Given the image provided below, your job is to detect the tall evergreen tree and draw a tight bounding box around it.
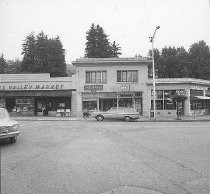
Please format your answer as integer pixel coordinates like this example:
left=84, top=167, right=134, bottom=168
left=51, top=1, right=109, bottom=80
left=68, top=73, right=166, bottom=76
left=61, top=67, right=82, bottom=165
left=21, top=31, right=67, bottom=77
left=21, top=32, right=36, bottom=72
left=85, top=23, right=121, bottom=58
left=0, top=54, right=6, bottom=74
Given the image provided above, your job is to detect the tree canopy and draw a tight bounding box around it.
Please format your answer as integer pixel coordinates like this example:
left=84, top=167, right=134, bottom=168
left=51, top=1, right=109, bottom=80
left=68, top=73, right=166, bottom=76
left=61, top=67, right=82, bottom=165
left=85, top=23, right=121, bottom=58
left=21, top=31, right=67, bottom=77
left=188, top=40, right=210, bottom=80
left=148, top=40, right=210, bottom=80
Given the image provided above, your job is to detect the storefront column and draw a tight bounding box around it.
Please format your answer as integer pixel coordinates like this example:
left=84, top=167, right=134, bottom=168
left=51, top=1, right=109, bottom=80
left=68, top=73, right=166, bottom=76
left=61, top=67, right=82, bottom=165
left=185, top=89, right=191, bottom=116
left=117, top=94, right=119, bottom=108
left=71, top=91, right=78, bottom=117
left=143, top=89, right=151, bottom=117
left=97, top=98, right=99, bottom=111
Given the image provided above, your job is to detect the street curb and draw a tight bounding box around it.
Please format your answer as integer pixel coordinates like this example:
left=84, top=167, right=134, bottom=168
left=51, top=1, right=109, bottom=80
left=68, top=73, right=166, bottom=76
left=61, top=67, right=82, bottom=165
left=13, top=118, right=210, bottom=122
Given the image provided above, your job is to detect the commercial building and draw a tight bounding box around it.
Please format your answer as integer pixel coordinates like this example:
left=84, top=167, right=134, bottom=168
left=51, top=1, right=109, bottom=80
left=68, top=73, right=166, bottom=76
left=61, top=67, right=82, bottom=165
left=72, top=57, right=210, bottom=118
left=147, top=78, right=210, bottom=117
left=73, top=57, right=155, bottom=117
left=0, top=74, right=77, bottom=117
left=1, top=57, right=210, bottom=118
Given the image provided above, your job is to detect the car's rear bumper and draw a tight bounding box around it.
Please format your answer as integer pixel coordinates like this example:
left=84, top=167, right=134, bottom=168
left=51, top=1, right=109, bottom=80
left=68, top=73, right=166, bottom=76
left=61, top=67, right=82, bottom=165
left=0, top=131, right=20, bottom=139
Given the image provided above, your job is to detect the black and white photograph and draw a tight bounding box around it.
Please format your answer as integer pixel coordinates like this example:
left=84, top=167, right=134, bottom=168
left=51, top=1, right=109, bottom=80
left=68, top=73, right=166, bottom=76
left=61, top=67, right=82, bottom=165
left=0, top=0, right=210, bottom=193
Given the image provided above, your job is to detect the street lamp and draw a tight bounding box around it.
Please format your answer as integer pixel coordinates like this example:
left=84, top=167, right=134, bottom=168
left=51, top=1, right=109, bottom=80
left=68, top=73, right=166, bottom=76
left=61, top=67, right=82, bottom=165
left=150, top=26, right=160, bottom=120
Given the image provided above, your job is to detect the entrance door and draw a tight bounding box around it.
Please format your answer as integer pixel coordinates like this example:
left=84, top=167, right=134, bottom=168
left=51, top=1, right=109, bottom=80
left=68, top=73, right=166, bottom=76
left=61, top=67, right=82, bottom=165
left=135, top=98, right=142, bottom=115
left=5, top=98, right=16, bottom=112
left=99, top=99, right=117, bottom=111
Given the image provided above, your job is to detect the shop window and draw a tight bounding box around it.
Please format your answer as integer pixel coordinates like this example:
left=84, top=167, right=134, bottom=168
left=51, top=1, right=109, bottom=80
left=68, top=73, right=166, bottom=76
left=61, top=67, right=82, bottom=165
left=156, top=100, right=163, bottom=110
left=119, top=98, right=133, bottom=108
left=15, top=98, right=35, bottom=113
left=117, top=70, right=138, bottom=82
left=164, top=100, right=176, bottom=110
left=151, top=90, right=177, bottom=110
left=157, top=90, right=163, bottom=99
left=86, top=71, right=107, bottom=83
left=191, top=100, right=206, bottom=110
left=164, top=90, right=176, bottom=100
left=83, top=101, right=97, bottom=111
left=0, top=98, right=6, bottom=108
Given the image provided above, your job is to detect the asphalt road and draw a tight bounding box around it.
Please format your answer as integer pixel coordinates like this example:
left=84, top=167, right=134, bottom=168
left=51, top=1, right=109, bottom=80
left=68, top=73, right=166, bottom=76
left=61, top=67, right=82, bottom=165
left=1, top=120, right=210, bottom=194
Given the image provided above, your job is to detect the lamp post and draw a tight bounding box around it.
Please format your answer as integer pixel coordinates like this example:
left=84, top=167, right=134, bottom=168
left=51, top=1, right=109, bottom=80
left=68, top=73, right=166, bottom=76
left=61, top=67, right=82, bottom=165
left=150, top=26, right=160, bottom=120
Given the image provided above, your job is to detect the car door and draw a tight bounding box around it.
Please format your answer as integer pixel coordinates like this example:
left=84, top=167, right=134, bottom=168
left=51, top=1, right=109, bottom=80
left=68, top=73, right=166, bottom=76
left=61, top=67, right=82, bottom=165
left=116, top=107, right=125, bottom=119
left=105, top=108, right=117, bottom=119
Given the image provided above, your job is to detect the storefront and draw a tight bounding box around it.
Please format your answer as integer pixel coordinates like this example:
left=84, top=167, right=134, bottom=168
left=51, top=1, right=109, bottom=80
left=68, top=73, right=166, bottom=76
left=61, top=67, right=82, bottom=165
left=0, top=74, right=76, bottom=117
left=147, top=78, right=210, bottom=117
left=82, top=91, right=143, bottom=115
left=190, top=89, right=210, bottom=115
left=72, top=57, right=151, bottom=117
left=2, top=59, right=210, bottom=119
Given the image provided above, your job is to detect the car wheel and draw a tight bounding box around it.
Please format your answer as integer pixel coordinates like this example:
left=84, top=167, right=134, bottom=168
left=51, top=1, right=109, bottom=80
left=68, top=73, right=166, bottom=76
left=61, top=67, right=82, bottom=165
left=124, top=116, right=131, bottom=122
left=96, top=115, right=104, bottom=121
left=9, top=136, right=17, bottom=144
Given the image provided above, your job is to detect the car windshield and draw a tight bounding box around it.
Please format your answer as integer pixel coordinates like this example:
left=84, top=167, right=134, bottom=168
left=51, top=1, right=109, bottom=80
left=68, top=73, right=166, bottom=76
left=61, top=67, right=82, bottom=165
left=0, top=109, right=10, bottom=120
left=108, top=107, right=117, bottom=112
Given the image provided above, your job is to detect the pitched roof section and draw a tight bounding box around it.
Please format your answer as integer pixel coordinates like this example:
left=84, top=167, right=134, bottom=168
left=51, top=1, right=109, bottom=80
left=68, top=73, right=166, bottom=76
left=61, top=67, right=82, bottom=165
left=72, top=57, right=151, bottom=66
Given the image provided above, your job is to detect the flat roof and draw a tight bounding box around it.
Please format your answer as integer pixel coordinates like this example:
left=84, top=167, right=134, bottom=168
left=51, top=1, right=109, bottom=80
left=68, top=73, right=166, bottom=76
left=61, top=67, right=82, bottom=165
left=72, top=57, right=151, bottom=65
left=0, top=73, right=73, bottom=82
left=147, top=78, right=210, bottom=86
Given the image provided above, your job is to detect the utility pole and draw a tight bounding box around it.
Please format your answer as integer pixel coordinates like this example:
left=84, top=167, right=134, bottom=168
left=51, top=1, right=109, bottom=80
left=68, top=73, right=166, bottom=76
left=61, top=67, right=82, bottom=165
left=149, top=26, right=160, bottom=120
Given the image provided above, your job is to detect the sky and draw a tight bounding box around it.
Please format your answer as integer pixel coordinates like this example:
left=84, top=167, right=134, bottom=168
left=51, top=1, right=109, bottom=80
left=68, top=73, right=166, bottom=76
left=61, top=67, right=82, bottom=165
left=0, top=0, right=210, bottom=64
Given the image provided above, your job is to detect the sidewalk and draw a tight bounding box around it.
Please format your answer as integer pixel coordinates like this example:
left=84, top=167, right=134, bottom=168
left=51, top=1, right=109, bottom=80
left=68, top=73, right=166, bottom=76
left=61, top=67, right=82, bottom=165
left=11, top=115, right=210, bottom=122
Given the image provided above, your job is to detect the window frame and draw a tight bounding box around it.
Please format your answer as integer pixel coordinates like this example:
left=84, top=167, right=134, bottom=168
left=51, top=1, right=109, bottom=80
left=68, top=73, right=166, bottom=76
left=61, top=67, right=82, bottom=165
left=116, top=70, right=138, bottom=83
left=86, top=71, right=107, bottom=83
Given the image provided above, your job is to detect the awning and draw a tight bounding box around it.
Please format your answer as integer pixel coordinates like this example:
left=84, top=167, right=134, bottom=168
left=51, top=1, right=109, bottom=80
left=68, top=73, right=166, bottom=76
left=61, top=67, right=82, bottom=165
left=194, top=96, right=210, bottom=100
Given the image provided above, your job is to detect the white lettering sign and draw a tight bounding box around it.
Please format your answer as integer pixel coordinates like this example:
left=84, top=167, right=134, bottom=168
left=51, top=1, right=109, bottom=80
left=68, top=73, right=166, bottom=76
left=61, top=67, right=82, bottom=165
left=0, top=84, right=64, bottom=90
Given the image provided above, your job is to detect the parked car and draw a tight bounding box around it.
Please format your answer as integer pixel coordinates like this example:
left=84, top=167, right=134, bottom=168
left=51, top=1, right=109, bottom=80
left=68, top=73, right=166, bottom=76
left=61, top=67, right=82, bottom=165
left=0, top=108, right=20, bottom=143
left=91, top=107, right=140, bottom=122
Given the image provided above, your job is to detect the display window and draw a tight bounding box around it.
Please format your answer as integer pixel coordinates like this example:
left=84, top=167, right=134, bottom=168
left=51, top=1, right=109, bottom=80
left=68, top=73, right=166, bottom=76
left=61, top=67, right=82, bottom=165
left=0, top=98, right=5, bottom=108
left=15, top=98, right=35, bottom=113
left=151, top=90, right=177, bottom=110
left=83, top=100, right=97, bottom=111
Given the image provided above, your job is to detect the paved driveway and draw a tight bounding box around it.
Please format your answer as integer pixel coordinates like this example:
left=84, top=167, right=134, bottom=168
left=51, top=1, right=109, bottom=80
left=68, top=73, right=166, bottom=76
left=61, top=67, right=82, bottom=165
left=1, top=121, right=209, bottom=194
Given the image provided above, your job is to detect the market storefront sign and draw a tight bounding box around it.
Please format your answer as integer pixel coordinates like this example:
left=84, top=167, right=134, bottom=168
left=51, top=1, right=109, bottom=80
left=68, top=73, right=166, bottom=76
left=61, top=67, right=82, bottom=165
left=84, top=85, right=103, bottom=91
left=0, top=84, right=64, bottom=90
left=0, top=90, right=73, bottom=97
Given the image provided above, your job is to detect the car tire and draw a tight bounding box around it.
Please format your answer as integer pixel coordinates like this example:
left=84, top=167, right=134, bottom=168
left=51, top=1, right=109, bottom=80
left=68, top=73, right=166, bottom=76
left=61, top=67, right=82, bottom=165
left=9, top=136, right=17, bottom=144
left=124, top=116, right=131, bottom=122
left=96, top=115, right=104, bottom=121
